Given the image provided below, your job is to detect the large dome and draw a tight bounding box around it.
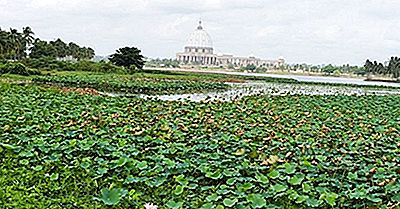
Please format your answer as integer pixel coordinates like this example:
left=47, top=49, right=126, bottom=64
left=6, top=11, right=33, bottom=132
left=186, top=21, right=213, bottom=48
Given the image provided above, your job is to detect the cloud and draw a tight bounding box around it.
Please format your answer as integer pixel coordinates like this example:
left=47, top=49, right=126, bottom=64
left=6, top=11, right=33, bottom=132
left=1, top=0, right=400, bottom=65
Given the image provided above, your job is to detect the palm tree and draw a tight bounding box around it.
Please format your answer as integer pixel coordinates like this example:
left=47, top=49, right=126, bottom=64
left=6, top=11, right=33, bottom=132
left=22, top=27, right=34, bottom=45
left=0, top=28, right=10, bottom=58
left=68, top=42, right=80, bottom=60
left=22, top=26, right=35, bottom=57
left=50, top=38, right=68, bottom=58
left=8, top=28, right=26, bottom=60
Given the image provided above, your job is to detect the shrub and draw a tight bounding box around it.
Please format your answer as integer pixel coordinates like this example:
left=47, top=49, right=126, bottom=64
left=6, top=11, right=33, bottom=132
left=0, top=62, right=41, bottom=76
left=22, top=58, right=126, bottom=74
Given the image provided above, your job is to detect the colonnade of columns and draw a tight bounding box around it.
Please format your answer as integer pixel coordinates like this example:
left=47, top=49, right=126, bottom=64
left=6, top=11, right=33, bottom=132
left=177, top=55, right=217, bottom=65
left=176, top=54, right=283, bottom=67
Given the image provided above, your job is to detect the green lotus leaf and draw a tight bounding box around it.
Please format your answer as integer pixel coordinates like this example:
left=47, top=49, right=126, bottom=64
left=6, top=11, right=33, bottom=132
left=200, top=203, right=213, bottom=209
left=32, top=165, right=43, bottom=171
left=175, top=174, right=188, bottom=186
left=271, top=184, right=287, bottom=193
left=239, top=182, right=254, bottom=192
left=96, top=167, right=108, bottom=175
left=137, top=161, right=148, bottom=170
left=367, top=195, right=382, bottom=203
left=223, top=198, right=238, bottom=207
left=268, top=169, right=280, bottom=179
left=19, top=159, right=29, bottom=165
left=296, top=195, right=308, bottom=204
left=80, top=161, right=91, bottom=169
left=50, top=173, right=59, bottom=181
left=94, top=188, right=127, bottom=206
left=0, top=143, right=18, bottom=150
left=322, top=192, right=339, bottom=206
left=206, top=193, right=220, bottom=202
left=255, top=173, right=269, bottom=184
left=306, top=198, right=321, bottom=207
left=288, top=174, right=304, bottom=185
left=391, top=194, right=400, bottom=202
left=226, top=178, right=236, bottom=185
left=223, top=169, right=236, bottom=177
left=115, top=157, right=128, bottom=167
left=284, top=163, right=296, bottom=174
left=174, top=185, right=184, bottom=195
left=206, top=170, right=222, bottom=180
left=246, top=194, right=266, bottom=208
left=302, top=183, right=312, bottom=193
left=166, top=200, right=183, bottom=209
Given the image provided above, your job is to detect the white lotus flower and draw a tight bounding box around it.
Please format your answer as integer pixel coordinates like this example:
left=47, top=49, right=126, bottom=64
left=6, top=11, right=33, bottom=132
left=144, top=203, right=158, bottom=209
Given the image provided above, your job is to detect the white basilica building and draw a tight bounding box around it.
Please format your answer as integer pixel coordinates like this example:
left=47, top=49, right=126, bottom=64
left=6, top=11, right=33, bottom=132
left=176, top=21, right=285, bottom=68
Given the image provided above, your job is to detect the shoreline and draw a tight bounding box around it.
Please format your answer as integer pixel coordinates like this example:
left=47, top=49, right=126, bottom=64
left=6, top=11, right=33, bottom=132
left=144, top=66, right=365, bottom=79
left=144, top=67, right=400, bottom=88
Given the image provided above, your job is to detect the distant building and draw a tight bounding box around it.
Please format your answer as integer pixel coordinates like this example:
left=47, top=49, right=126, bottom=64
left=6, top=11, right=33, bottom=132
left=93, top=55, right=110, bottom=62
left=57, top=55, right=77, bottom=62
left=176, top=21, right=285, bottom=68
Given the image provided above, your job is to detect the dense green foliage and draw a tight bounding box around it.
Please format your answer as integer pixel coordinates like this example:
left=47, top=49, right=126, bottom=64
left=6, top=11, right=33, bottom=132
left=241, top=64, right=257, bottom=72
left=0, top=27, right=34, bottom=60
left=285, top=64, right=366, bottom=76
left=32, top=74, right=229, bottom=94
left=227, top=63, right=367, bottom=76
left=146, top=58, right=180, bottom=68
left=365, top=57, right=400, bottom=79
left=29, top=38, right=95, bottom=60
left=0, top=83, right=399, bottom=208
left=0, top=62, right=41, bottom=76
left=0, top=27, right=95, bottom=61
left=22, top=58, right=126, bottom=73
left=137, top=70, right=298, bottom=84
left=109, top=47, right=145, bottom=70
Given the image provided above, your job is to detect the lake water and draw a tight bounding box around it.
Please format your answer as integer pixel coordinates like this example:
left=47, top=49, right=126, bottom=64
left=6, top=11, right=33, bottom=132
left=101, top=82, right=400, bottom=102
left=148, top=68, right=400, bottom=88
left=223, top=72, right=400, bottom=88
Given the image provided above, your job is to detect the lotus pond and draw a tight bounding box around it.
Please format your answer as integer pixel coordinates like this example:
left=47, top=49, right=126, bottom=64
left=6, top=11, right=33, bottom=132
left=31, top=74, right=229, bottom=95
left=136, top=83, right=400, bottom=102
left=1, top=80, right=399, bottom=208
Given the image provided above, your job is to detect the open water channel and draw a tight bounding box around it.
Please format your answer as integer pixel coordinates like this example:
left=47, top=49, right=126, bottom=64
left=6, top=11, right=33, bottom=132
left=100, top=82, right=400, bottom=102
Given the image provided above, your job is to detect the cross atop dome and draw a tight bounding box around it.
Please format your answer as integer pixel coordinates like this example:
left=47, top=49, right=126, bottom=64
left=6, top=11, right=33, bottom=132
left=197, top=20, right=203, bottom=30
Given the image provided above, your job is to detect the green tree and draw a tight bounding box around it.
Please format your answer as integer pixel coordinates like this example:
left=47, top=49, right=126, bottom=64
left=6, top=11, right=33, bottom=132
left=0, top=28, right=11, bottom=59
left=109, top=46, right=145, bottom=70
left=321, top=64, right=336, bottom=75
left=78, top=47, right=95, bottom=60
left=244, top=64, right=257, bottom=72
left=29, top=39, right=57, bottom=59
left=50, top=38, right=68, bottom=58
left=67, top=42, right=80, bottom=60
left=8, top=28, right=23, bottom=60
left=22, top=26, right=35, bottom=51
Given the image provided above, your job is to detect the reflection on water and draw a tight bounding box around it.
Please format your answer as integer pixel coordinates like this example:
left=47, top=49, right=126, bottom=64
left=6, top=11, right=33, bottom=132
left=100, top=82, right=400, bottom=102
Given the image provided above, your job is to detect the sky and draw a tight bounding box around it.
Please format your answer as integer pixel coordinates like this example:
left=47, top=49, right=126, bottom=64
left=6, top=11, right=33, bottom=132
left=1, top=0, right=400, bottom=65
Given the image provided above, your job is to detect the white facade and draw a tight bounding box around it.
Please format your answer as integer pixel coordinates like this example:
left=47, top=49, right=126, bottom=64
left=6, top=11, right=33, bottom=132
left=176, top=21, right=285, bottom=68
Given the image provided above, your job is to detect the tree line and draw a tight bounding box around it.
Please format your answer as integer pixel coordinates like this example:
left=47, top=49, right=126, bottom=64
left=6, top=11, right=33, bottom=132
left=0, top=27, right=95, bottom=61
left=364, top=57, right=400, bottom=79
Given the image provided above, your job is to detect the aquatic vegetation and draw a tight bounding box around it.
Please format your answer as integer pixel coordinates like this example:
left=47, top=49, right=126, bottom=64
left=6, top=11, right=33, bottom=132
left=0, top=83, right=399, bottom=208
left=32, top=74, right=229, bottom=95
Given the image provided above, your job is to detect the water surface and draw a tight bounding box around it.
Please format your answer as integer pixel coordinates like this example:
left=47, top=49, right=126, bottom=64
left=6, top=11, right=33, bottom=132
left=101, top=82, right=400, bottom=102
